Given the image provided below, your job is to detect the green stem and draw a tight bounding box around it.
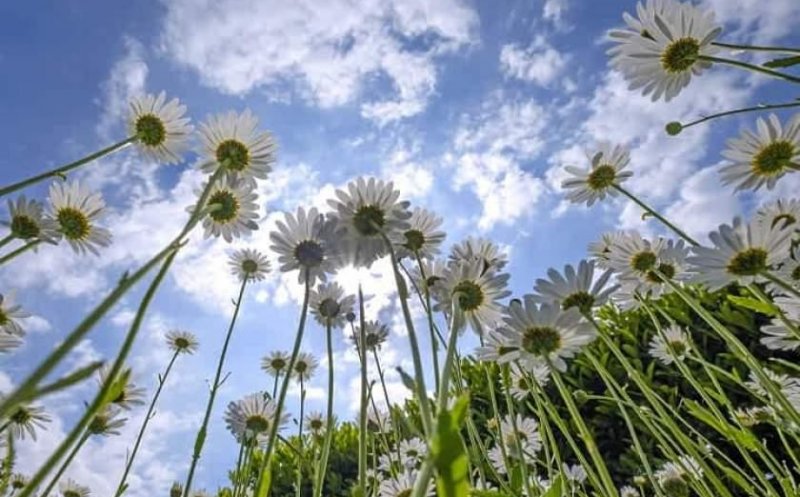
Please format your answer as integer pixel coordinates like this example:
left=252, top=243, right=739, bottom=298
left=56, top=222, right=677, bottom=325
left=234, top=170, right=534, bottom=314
left=711, top=41, right=800, bottom=54
left=295, top=379, right=306, bottom=497
left=0, top=240, right=41, bottom=267
left=415, top=253, right=441, bottom=393
left=677, top=100, right=800, bottom=131
left=114, top=351, right=180, bottom=497
left=358, top=286, right=368, bottom=497
left=613, top=185, right=699, bottom=246
left=313, top=321, right=336, bottom=497
left=182, top=278, right=249, bottom=497
left=39, top=432, right=90, bottom=497
left=372, top=349, right=403, bottom=452
left=231, top=441, right=246, bottom=497
left=699, top=55, right=800, bottom=84
left=0, top=137, right=134, bottom=199
left=499, top=367, right=534, bottom=497
left=254, top=271, right=311, bottom=497
left=0, top=235, right=14, bottom=251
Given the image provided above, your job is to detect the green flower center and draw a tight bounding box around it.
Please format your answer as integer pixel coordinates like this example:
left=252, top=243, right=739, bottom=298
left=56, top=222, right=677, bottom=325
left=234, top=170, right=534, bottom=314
left=208, top=190, right=239, bottom=223
left=753, top=140, right=795, bottom=176
left=57, top=207, right=91, bottom=240
left=135, top=114, right=166, bottom=146
left=241, top=259, right=259, bottom=274
left=270, top=358, right=286, bottom=371
left=11, top=479, right=25, bottom=489
left=88, top=414, right=110, bottom=434
left=403, top=229, right=426, bottom=252
left=631, top=251, right=657, bottom=273
left=561, top=291, right=595, bottom=314
left=726, top=248, right=768, bottom=276
left=319, top=298, right=340, bottom=319
left=396, top=490, right=412, bottom=497
left=668, top=340, right=687, bottom=356
left=174, top=337, right=190, bottom=349
left=216, top=140, right=250, bottom=172
left=11, top=408, right=31, bottom=424
left=587, top=165, right=617, bottom=191
left=365, top=332, right=383, bottom=349
left=353, top=205, right=385, bottom=236
left=0, top=308, right=8, bottom=326
left=295, top=362, right=308, bottom=374
left=294, top=240, right=324, bottom=267
left=11, top=215, right=40, bottom=239
left=310, top=419, right=324, bottom=431
left=661, top=476, right=689, bottom=497
left=64, top=490, right=82, bottom=497
left=791, top=266, right=800, bottom=281
left=661, top=37, right=700, bottom=73
left=521, top=326, right=561, bottom=356
left=452, top=280, right=484, bottom=311
left=245, top=415, right=270, bottom=434
left=645, top=263, right=676, bottom=283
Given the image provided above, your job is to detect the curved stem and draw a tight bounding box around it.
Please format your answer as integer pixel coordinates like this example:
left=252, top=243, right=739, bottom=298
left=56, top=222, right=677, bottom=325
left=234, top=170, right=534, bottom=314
left=678, top=100, right=800, bottom=131
left=295, top=378, right=306, bottom=497
left=182, top=278, right=249, bottom=497
left=0, top=137, right=133, bottom=199
left=712, top=41, right=800, bottom=54
left=0, top=240, right=41, bottom=267
left=39, top=432, right=90, bottom=497
left=114, top=351, right=180, bottom=497
left=414, top=253, right=440, bottom=393
left=613, top=184, right=700, bottom=246
left=699, top=55, right=800, bottom=84
left=313, top=321, right=336, bottom=497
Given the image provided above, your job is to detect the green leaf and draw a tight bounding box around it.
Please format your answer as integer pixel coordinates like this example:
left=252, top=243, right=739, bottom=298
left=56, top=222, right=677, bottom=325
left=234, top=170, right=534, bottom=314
left=395, top=367, right=417, bottom=392
left=431, top=393, right=471, bottom=497
left=764, top=55, right=800, bottom=68
left=727, top=295, right=778, bottom=316
left=541, top=474, right=564, bottom=497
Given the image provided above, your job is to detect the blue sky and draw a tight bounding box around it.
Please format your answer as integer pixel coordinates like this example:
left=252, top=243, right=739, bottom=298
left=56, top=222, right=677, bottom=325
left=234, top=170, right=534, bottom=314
left=2, top=0, right=800, bottom=495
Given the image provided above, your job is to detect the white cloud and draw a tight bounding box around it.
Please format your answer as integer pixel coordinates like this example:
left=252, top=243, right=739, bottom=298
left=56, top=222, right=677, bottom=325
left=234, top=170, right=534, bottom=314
left=96, top=37, right=148, bottom=141
left=160, top=0, right=478, bottom=124
left=455, top=97, right=548, bottom=160
left=702, top=0, right=800, bottom=43
left=500, top=36, right=568, bottom=87
left=543, top=0, right=569, bottom=24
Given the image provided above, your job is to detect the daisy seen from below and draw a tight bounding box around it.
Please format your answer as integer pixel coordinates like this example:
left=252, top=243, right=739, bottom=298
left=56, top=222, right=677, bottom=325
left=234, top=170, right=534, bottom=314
left=648, top=324, right=691, bottom=365
left=607, top=232, right=667, bottom=282
left=505, top=362, right=551, bottom=401
left=3, top=195, right=58, bottom=243
left=128, top=91, right=193, bottom=165
left=224, top=391, right=286, bottom=445
left=292, top=352, right=319, bottom=382
left=87, top=405, right=127, bottom=436
left=5, top=402, right=50, bottom=440
left=261, top=350, right=291, bottom=378
left=484, top=298, right=595, bottom=372
left=48, top=180, right=112, bottom=255
left=531, top=259, right=616, bottom=315
left=756, top=198, right=800, bottom=232
left=269, top=207, right=341, bottom=285
left=305, top=411, right=326, bottom=435
left=59, top=478, right=90, bottom=497
left=562, top=143, right=633, bottom=206
left=588, top=230, right=628, bottom=269
left=608, top=0, right=721, bottom=102
left=378, top=469, right=433, bottom=497
left=614, top=238, right=689, bottom=308
left=10, top=473, right=28, bottom=491
left=746, top=369, right=800, bottom=412
left=0, top=332, right=22, bottom=353
left=396, top=207, right=445, bottom=260
left=165, top=329, right=200, bottom=355
left=98, top=365, right=146, bottom=410
left=309, top=282, right=355, bottom=328
left=620, top=485, right=640, bottom=497
left=352, top=320, right=389, bottom=352
left=687, top=217, right=792, bottom=290
left=434, top=258, right=511, bottom=333
left=0, top=292, right=31, bottom=336
left=449, top=236, right=508, bottom=273
left=327, top=177, right=411, bottom=267
left=410, top=257, right=448, bottom=294
left=562, top=463, right=588, bottom=484
left=228, top=248, right=271, bottom=282
left=198, top=109, right=276, bottom=185
left=499, top=413, right=542, bottom=456
left=198, top=177, right=259, bottom=242
left=721, top=114, right=800, bottom=191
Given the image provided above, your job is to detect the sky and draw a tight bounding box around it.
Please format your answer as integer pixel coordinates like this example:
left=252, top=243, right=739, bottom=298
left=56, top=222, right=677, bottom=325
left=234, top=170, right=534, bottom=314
left=1, top=0, right=800, bottom=495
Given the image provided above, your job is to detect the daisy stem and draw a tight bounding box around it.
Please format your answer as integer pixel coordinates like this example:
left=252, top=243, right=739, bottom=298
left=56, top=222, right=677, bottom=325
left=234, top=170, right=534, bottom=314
left=677, top=100, right=800, bottom=131
left=499, top=367, right=534, bottom=497
left=231, top=441, right=246, bottom=497
left=760, top=271, right=800, bottom=299
left=698, top=55, right=800, bottom=84
left=254, top=271, right=311, bottom=497
left=114, top=350, right=181, bottom=497
left=414, top=253, right=441, bottom=393
left=357, top=285, right=368, bottom=497
left=613, top=185, right=700, bottom=246
left=295, top=378, right=306, bottom=497
left=39, top=432, right=90, bottom=497
left=711, top=41, right=800, bottom=54
left=372, top=349, right=404, bottom=451
left=0, top=235, right=13, bottom=250
left=312, top=320, right=335, bottom=497
left=0, top=137, right=133, bottom=199
left=271, top=374, right=279, bottom=400
left=0, top=239, right=40, bottom=267
left=19, top=248, right=180, bottom=497
left=182, top=278, right=249, bottom=497
left=0, top=169, right=222, bottom=421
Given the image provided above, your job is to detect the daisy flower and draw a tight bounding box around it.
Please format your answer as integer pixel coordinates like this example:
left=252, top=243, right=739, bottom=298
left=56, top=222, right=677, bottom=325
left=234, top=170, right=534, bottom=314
left=396, top=207, right=446, bottom=260
left=398, top=437, right=427, bottom=464
left=488, top=298, right=595, bottom=372
left=305, top=411, right=326, bottom=435
left=165, top=329, right=200, bottom=354
left=169, top=482, right=183, bottom=497
left=378, top=469, right=433, bottom=497
left=620, top=485, right=640, bottom=497
left=648, top=324, right=691, bottom=365
left=269, top=207, right=341, bottom=285
left=129, top=92, right=193, bottom=165
left=499, top=413, right=542, bottom=455
left=505, top=363, right=551, bottom=401
left=733, top=406, right=775, bottom=427
left=434, top=259, right=511, bottom=333
left=756, top=198, right=800, bottom=232
left=310, top=282, right=355, bottom=329
left=449, top=236, right=508, bottom=273
left=10, top=473, right=28, bottom=490
left=261, top=350, right=291, bottom=378
left=721, top=114, right=800, bottom=191
left=588, top=230, right=629, bottom=269
left=772, top=255, right=800, bottom=293
left=776, top=295, right=800, bottom=320
left=59, top=478, right=91, bottom=497
left=0, top=333, right=22, bottom=353
left=562, top=143, right=634, bottom=206
left=687, top=217, right=792, bottom=290
left=224, top=392, right=287, bottom=445
left=3, top=195, right=59, bottom=242
left=367, top=407, right=392, bottom=433
left=531, top=259, right=617, bottom=315
left=87, top=405, right=127, bottom=436
left=228, top=248, right=271, bottom=282
left=6, top=403, right=50, bottom=440
left=198, top=177, right=259, bottom=242
left=98, top=365, right=146, bottom=410
left=760, top=318, right=800, bottom=351
left=48, top=181, right=112, bottom=255
left=562, top=463, right=588, bottom=484
left=352, top=320, right=390, bottom=352
left=0, top=292, right=31, bottom=336
left=746, top=369, right=800, bottom=412
left=607, top=232, right=666, bottom=282
left=655, top=462, right=689, bottom=495
left=198, top=109, right=276, bottom=186
left=608, top=0, right=721, bottom=102
left=293, top=352, right=319, bottom=382
left=328, top=177, right=411, bottom=267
